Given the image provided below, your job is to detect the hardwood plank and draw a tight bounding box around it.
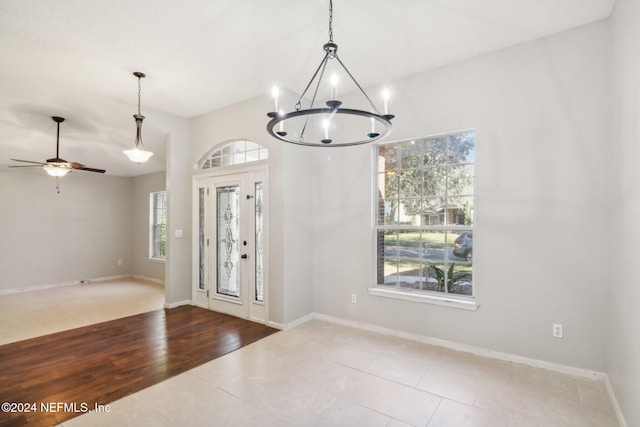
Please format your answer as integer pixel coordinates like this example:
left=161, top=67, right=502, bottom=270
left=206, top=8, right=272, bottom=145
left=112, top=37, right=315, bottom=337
left=0, top=306, right=278, bottom=427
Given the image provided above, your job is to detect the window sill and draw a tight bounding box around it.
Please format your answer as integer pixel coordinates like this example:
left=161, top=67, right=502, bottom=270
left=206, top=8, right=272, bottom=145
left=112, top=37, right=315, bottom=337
left=367, top=287, right=479, bottom=311
left=148, top=257, right=166, bottom=264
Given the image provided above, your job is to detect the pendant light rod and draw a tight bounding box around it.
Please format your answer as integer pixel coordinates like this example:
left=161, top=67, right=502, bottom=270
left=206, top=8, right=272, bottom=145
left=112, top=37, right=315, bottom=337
left=124, top=71, right=154, bottom=163
left=53, top=116, right=64, bottom=159
left=134, top=71, right=145, bottom=117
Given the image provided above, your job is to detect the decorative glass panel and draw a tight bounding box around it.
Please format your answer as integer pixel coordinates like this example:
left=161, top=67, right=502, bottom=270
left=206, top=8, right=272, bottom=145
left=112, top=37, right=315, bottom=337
left=201, top=141, right=269, bottom=169
left=198, top=188, right=205, bottom=290
left=216, top=186, right=240, bottom=297
left=255, top=182, right=264, bottom=302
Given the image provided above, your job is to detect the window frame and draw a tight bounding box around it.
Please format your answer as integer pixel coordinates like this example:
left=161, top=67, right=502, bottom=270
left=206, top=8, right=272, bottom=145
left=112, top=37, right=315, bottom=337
left=370, top=130, right=478, bottom=311
left=149, top=191, right=167, bottom=261
left=199, top=139, right=269, bottom=170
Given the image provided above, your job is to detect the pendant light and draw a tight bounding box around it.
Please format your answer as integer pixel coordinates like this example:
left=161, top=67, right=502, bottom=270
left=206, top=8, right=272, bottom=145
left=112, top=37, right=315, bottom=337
left=124, top=72, right=154, bottom=163
left=266, top=0, right=394, bottom=147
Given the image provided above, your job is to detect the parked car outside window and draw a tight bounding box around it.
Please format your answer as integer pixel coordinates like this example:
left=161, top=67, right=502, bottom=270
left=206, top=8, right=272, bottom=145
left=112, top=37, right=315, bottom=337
left=453, top=232, right=473, bottom=262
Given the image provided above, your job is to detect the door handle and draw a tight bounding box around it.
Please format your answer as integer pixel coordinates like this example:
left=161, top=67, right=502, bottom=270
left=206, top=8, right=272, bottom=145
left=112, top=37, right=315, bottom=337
left=241, top=254, right=248, bottom=259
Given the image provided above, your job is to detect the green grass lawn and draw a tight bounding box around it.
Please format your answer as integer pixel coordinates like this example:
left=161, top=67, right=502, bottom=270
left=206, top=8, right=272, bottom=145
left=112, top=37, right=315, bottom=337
left=384, top=260, right=472, bottom=277
left=384, top=231, right=452, bottom=249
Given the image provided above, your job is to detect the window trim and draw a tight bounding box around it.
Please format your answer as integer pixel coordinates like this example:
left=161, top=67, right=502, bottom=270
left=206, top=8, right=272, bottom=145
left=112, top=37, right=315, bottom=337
left=367, top=286, right=478, bottom=310
left=372, top=130, right=476, bottom=308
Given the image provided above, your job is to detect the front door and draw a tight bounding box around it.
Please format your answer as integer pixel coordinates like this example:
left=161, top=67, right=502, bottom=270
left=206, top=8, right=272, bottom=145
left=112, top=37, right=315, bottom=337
left=193, top=169, right=267, bottom=323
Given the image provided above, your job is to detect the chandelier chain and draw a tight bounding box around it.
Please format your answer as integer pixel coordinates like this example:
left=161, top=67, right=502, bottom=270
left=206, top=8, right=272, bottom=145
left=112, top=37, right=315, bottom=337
left=328, top=0, right=333, bottom=42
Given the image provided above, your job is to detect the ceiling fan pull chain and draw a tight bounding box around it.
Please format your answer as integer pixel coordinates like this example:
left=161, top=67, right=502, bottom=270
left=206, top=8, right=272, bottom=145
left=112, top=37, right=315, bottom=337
left=56, top=176, right=60, bottom=194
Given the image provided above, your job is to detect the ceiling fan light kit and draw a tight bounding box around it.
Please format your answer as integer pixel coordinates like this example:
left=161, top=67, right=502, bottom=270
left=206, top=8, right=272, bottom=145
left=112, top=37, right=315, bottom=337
left=124, top=71, right=154, bottom=163
left=9, top=116, right=106, bottom=177
left=43, top=163, right=72, bottom=177
left=266, top=0, right=394, bottom=147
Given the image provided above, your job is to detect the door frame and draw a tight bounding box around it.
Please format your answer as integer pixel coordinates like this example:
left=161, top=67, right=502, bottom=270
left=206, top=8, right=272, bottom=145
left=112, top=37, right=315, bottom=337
left=191, top=163, right=269, bottom=324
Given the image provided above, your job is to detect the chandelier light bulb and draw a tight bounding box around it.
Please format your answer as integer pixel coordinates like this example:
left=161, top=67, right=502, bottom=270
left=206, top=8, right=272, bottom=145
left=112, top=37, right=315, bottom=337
left=330, top=74, right=338, bottom=100
left=272, top=87, right=279, bottom=112
left=382, top=88, right=390, bottom=115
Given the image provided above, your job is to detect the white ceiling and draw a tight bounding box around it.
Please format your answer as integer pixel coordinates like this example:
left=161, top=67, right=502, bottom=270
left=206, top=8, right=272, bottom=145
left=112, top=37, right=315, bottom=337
left=0, top=0, right=615, bottom=177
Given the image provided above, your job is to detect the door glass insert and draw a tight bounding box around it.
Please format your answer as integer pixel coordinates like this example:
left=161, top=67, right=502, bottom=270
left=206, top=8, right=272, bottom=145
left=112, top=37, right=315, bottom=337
left=198, top=188, right=205, bottom=290
left=217, top=185, right=240, bottom=297
left=255, top=182, right=264, bottom=302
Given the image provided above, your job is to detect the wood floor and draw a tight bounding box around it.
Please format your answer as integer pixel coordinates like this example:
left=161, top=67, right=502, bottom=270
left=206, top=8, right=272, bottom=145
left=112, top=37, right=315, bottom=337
left=0, top=306, right=278, bottom=427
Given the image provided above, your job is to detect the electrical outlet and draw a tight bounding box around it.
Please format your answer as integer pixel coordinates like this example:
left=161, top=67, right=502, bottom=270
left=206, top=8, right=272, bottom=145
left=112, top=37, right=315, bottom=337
left=553, top=323, right=563, bottom=338
left=117, top=259, right=123, bottom=266
left=351, top=294, right=357, bottom=304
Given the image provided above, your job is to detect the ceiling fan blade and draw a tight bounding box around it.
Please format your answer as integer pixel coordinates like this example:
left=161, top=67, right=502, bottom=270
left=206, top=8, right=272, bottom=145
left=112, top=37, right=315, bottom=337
left=10, top=159, right=46, bottom=165
left=76, top=167, right=106, bottom=173
left=8, top=165, right=43, bottom=168
left=69, top=162, right=105, bottom=173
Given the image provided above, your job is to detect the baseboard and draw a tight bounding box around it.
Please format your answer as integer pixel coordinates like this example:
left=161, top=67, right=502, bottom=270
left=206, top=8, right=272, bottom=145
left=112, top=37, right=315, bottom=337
left=282, top=313, right=316, bottom=330
left=604, top=375, right=628, bottom=427
left=266, top=321, right=285, bottom=330
left=164, top=300, right=192, bottom=309
left=0, top=274, right=132, bottom=295
left=309, top=313, right=604, bottom=381
left=132, top=275, right=165, bottom=286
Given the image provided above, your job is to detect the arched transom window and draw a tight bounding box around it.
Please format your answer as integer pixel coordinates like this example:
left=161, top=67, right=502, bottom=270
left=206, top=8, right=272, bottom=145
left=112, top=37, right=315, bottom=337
left=200, top=140, right=268, bottom=169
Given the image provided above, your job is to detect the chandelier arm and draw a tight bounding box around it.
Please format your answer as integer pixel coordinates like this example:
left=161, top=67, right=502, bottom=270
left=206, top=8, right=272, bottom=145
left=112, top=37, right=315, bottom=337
left=298, top=54, right=330, bottom=141
left=310, top=54, right=329, bottom=110
left=296, top=52, right=330, bottom=108
left=335, top=55, right=382, bottom=114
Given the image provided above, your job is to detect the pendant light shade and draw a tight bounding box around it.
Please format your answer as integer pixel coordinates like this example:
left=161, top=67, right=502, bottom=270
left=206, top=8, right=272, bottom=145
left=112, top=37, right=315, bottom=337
left=124, top=72, right=154, bottom=163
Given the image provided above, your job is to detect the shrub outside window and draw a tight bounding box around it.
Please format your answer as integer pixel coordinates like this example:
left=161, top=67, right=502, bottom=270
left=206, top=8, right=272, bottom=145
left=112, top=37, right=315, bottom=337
left=376, top=131, right=475, bottom=296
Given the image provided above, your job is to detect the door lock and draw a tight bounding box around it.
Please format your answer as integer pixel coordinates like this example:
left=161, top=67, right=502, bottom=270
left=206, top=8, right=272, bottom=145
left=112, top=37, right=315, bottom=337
left=241, top=254, right=248, bottom=259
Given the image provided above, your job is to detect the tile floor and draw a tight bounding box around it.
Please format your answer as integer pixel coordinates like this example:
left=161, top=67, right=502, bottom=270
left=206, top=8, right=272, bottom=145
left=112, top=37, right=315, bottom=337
left=61, top=322, right=618, bottom=427
left=0, top=281, right=620, bottom=426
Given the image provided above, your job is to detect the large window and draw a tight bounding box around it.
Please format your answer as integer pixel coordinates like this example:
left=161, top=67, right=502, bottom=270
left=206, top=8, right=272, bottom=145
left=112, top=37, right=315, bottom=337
left=376, top=131, right=475, bottom=297
left=150, top=191, right=167, bottom=260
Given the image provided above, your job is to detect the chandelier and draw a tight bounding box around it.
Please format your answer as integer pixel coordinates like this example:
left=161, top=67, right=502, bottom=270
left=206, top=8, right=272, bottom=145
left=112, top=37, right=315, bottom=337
left=266, top=0, right=394, bottom=147
left=124, top=71, right=154, bottom=163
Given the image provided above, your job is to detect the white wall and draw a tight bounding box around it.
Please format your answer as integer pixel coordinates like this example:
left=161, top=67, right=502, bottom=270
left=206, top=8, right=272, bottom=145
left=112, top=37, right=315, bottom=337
left=181, top=12, right=623, bottom=381
left=311, top=21, right=612, bottom=371
left=0, top=169, right=133, bottom=290
left=608, top=0, right=640, bottom=425
left=132, top=171, right=166, bottom=283
left=163, top=117, right=192, bottom=306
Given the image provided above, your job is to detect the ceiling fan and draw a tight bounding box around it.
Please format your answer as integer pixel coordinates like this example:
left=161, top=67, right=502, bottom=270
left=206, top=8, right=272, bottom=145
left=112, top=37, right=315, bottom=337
left=9, top=116, right=106, bottom=176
